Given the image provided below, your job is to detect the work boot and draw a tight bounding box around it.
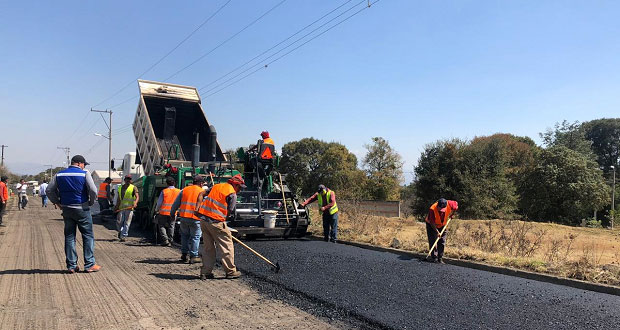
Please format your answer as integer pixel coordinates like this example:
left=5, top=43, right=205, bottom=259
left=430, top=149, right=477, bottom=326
left=67, top=267, right=80, bottom=274
left=85, top=264, right=102, bottom=273
left=200, top=273, right=215, bottom=280
left=437, top=258, right=445, bottom=264
left=189, top=256, right=201, bottom=264
left=180, top=254, right=188, bottom=263
left=119, top=237, right=126, bottom=242
left=226, top=271, right=241, bottom=279
left=161, top=240, right=171, bottom=247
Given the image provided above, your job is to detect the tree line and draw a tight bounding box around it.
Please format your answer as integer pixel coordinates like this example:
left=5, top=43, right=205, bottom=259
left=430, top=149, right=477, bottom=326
left=280, top=118, right=620, bottom=226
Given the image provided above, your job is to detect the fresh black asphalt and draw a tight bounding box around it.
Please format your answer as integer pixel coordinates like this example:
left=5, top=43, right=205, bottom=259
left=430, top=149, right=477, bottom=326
left=235, top=238, right=620, bottom=329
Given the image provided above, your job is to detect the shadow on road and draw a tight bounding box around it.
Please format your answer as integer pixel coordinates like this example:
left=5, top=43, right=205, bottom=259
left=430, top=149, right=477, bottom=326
left=0, top=269, right=68, bottom=275
left=136, top=258, right=180, bottom=265
left=95, top=238, right=117, bottom=242
left=149, top=273, right=199, bottom=280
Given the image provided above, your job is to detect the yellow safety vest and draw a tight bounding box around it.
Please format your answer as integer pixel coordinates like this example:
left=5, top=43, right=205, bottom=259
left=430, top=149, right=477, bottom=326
left=317, top=190, right=338, bottom=215
left=118, top=184, right=136, bottom=209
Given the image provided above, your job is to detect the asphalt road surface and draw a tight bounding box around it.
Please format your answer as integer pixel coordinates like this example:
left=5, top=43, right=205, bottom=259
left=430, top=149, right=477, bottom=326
left=234, top=238, right=620, bottom=329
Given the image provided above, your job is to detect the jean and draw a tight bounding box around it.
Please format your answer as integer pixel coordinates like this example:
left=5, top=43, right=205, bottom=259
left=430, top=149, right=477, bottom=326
left=322, top=212, right=338, bottom=242
left=62, top=207, right=96, bottom=270
left=41, top=195, right=48, bottom=207
left=116, top=210, right=134, bottom=238
left=179, top=217, right=202, bottom=257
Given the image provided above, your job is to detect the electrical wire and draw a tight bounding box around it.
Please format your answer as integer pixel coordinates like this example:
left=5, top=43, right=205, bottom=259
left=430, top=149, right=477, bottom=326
left=204, top=0, right=380, bottom=98
left=91, top=0, right=233, bottom=109
left=198, top=0, right=359, bottom=92
left=164, top=0, right=289, bottom=81
left=201, top=0, right=367, bottom=95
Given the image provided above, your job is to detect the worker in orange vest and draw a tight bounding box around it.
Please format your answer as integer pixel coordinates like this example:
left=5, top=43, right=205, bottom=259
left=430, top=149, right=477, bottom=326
left=261, top=131, right=275, bottom=145
left=170, top=175, right=204, bottom=263
left=425, top=198, right=458, bottom=263
left=195, top=174, right=246, bottom=280
left=0, top=176, right=8, bottom=227
left=154, top=176, right=181, bottom=247
left=97, top=177, right=112, bottom=216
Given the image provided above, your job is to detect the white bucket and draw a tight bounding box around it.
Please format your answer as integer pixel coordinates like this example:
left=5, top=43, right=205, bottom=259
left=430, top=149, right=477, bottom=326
left=263, top=210, right=278, bottom=228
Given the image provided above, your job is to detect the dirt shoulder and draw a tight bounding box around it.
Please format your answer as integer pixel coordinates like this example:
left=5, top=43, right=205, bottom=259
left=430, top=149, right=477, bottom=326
left=0, top=201, right=349, bottom=330
left=309, top=207, right=620, bottom=286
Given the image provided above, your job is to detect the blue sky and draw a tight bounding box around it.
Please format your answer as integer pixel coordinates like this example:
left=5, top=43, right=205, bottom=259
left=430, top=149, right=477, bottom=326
left=1, top=1, right=619, bottom=181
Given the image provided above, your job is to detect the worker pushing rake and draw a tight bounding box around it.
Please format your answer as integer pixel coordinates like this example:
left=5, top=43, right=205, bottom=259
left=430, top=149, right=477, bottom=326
left=424, top=198, right=458, bottom=263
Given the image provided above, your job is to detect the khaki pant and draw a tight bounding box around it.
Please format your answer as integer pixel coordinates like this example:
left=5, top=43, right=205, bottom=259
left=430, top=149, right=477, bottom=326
left=200, top=220, right=237, bottom=276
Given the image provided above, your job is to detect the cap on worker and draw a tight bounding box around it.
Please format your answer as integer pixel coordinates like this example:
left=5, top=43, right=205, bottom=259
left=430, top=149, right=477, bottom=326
left=228, top=174, right=247, bottom=188
left=437, top=198, right=448, bottom=212
left=193, top=175, right=204, bottom=183
left=124, top=175, right=132, bottom=181
left=71, top=155, right=89, bottom=165
left=317, top=184, right=326, bottom=193
left=261, top=131, right=270, bottom=138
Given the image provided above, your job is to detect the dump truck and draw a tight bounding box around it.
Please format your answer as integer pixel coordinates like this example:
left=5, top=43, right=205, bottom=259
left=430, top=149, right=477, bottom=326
left=130, top=80, right=309, bottom=239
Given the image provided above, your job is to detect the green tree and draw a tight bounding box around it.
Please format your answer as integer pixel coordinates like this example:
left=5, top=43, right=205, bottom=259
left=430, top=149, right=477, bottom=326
left=411, top=139, right=464, bottom=217
left=280, top=138, right=366, bottom=200
left=362, top=137, right=403, bottom=201
left=519, top=146, right=610, bottom=225
left=582, top=118, right=620, bottom=171
left=540, top=120, right=593, bottom=157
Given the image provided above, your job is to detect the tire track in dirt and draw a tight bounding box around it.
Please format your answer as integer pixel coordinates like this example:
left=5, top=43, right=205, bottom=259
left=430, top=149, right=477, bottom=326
left=0, top=200, right=361, bottom=329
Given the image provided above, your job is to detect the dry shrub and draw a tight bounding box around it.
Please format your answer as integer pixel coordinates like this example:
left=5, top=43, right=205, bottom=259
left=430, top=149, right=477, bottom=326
left=454, top=220, right=546, bottom=258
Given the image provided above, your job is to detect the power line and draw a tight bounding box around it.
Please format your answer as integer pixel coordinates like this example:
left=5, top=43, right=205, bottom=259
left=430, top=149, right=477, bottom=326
left=164, top=0, right=289, bottom=81
left=91, top=0, right=233, bottom=109
left=198, top=0, right=359, bottom=92
left=201, top=0, right=368, bottom=95
left=204, top=0, right=380, bottom=98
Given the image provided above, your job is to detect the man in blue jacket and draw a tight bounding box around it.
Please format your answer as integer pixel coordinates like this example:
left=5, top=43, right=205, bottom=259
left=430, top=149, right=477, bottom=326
left=47, top=155, right=102, bottom=273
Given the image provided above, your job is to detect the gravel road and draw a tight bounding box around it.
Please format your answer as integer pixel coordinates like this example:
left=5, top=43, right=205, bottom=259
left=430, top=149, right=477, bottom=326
left=0, top=201, right=364, bottom=329
left=234, top=238, right=620, bottom=329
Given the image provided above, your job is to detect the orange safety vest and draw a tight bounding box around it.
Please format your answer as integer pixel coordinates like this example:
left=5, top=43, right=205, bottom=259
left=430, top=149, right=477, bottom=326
left=197, top=183, right=235, bottom=222
left=178, top=185, right=203, bottom=220
left=428, top=202, right=452, bottom=227
left=0, top=181, right=8, bottom=201
left=159, top=187, right=181, bottom=216
left=263, top=137, right=274, bottom=145
left=97, top=182, right=109, bottom=199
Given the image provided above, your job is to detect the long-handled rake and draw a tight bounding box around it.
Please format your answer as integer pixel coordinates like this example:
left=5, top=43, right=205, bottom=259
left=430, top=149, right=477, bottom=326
left=231, top=235, right=281, bottom=273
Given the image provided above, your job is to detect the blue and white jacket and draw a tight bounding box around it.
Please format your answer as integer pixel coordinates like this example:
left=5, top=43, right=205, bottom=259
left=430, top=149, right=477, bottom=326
left=46, top=165, right=98, bottom=209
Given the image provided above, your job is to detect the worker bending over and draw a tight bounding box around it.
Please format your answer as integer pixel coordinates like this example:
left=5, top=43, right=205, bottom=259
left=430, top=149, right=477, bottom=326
left=195, top=174, right=245, bottom=279
left=170, top=176, right=204, bottom=263
left=114, top=175, right=139, bottom=242
left=425, top=198, right=458, bottom=263
left=300, top=185, right=339, bottom=243
left=154, top=176, right=180, bottom=246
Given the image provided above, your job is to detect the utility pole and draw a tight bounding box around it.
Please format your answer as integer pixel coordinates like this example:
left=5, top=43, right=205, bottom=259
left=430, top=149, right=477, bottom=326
left=57, top=147, right=70, bottom=167
left=0, top=145, right=7, bottom=166
left=612, top=165, right=616, bottom=230
left=91, top=108, right=112, bottom=178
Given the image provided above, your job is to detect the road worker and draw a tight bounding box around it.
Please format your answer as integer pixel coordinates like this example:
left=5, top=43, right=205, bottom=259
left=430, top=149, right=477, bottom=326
left=97, top=177, right=112, bottom=216
left=261, top=131, right=274, bottom=146
left=300, top=184, right=339, bottom=243
left=170, top=175, right=204, bottom=263
left=0, top=176, right=8, bottom=226
left=46, top=155, right=101, bottom=273
left=114, top=175, right=139, bottom=242
left=154, top=176, right=180, bottom=246
left=195, top=174, right=245, bottom=279
left=425, top=198, right=458, bottom=263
